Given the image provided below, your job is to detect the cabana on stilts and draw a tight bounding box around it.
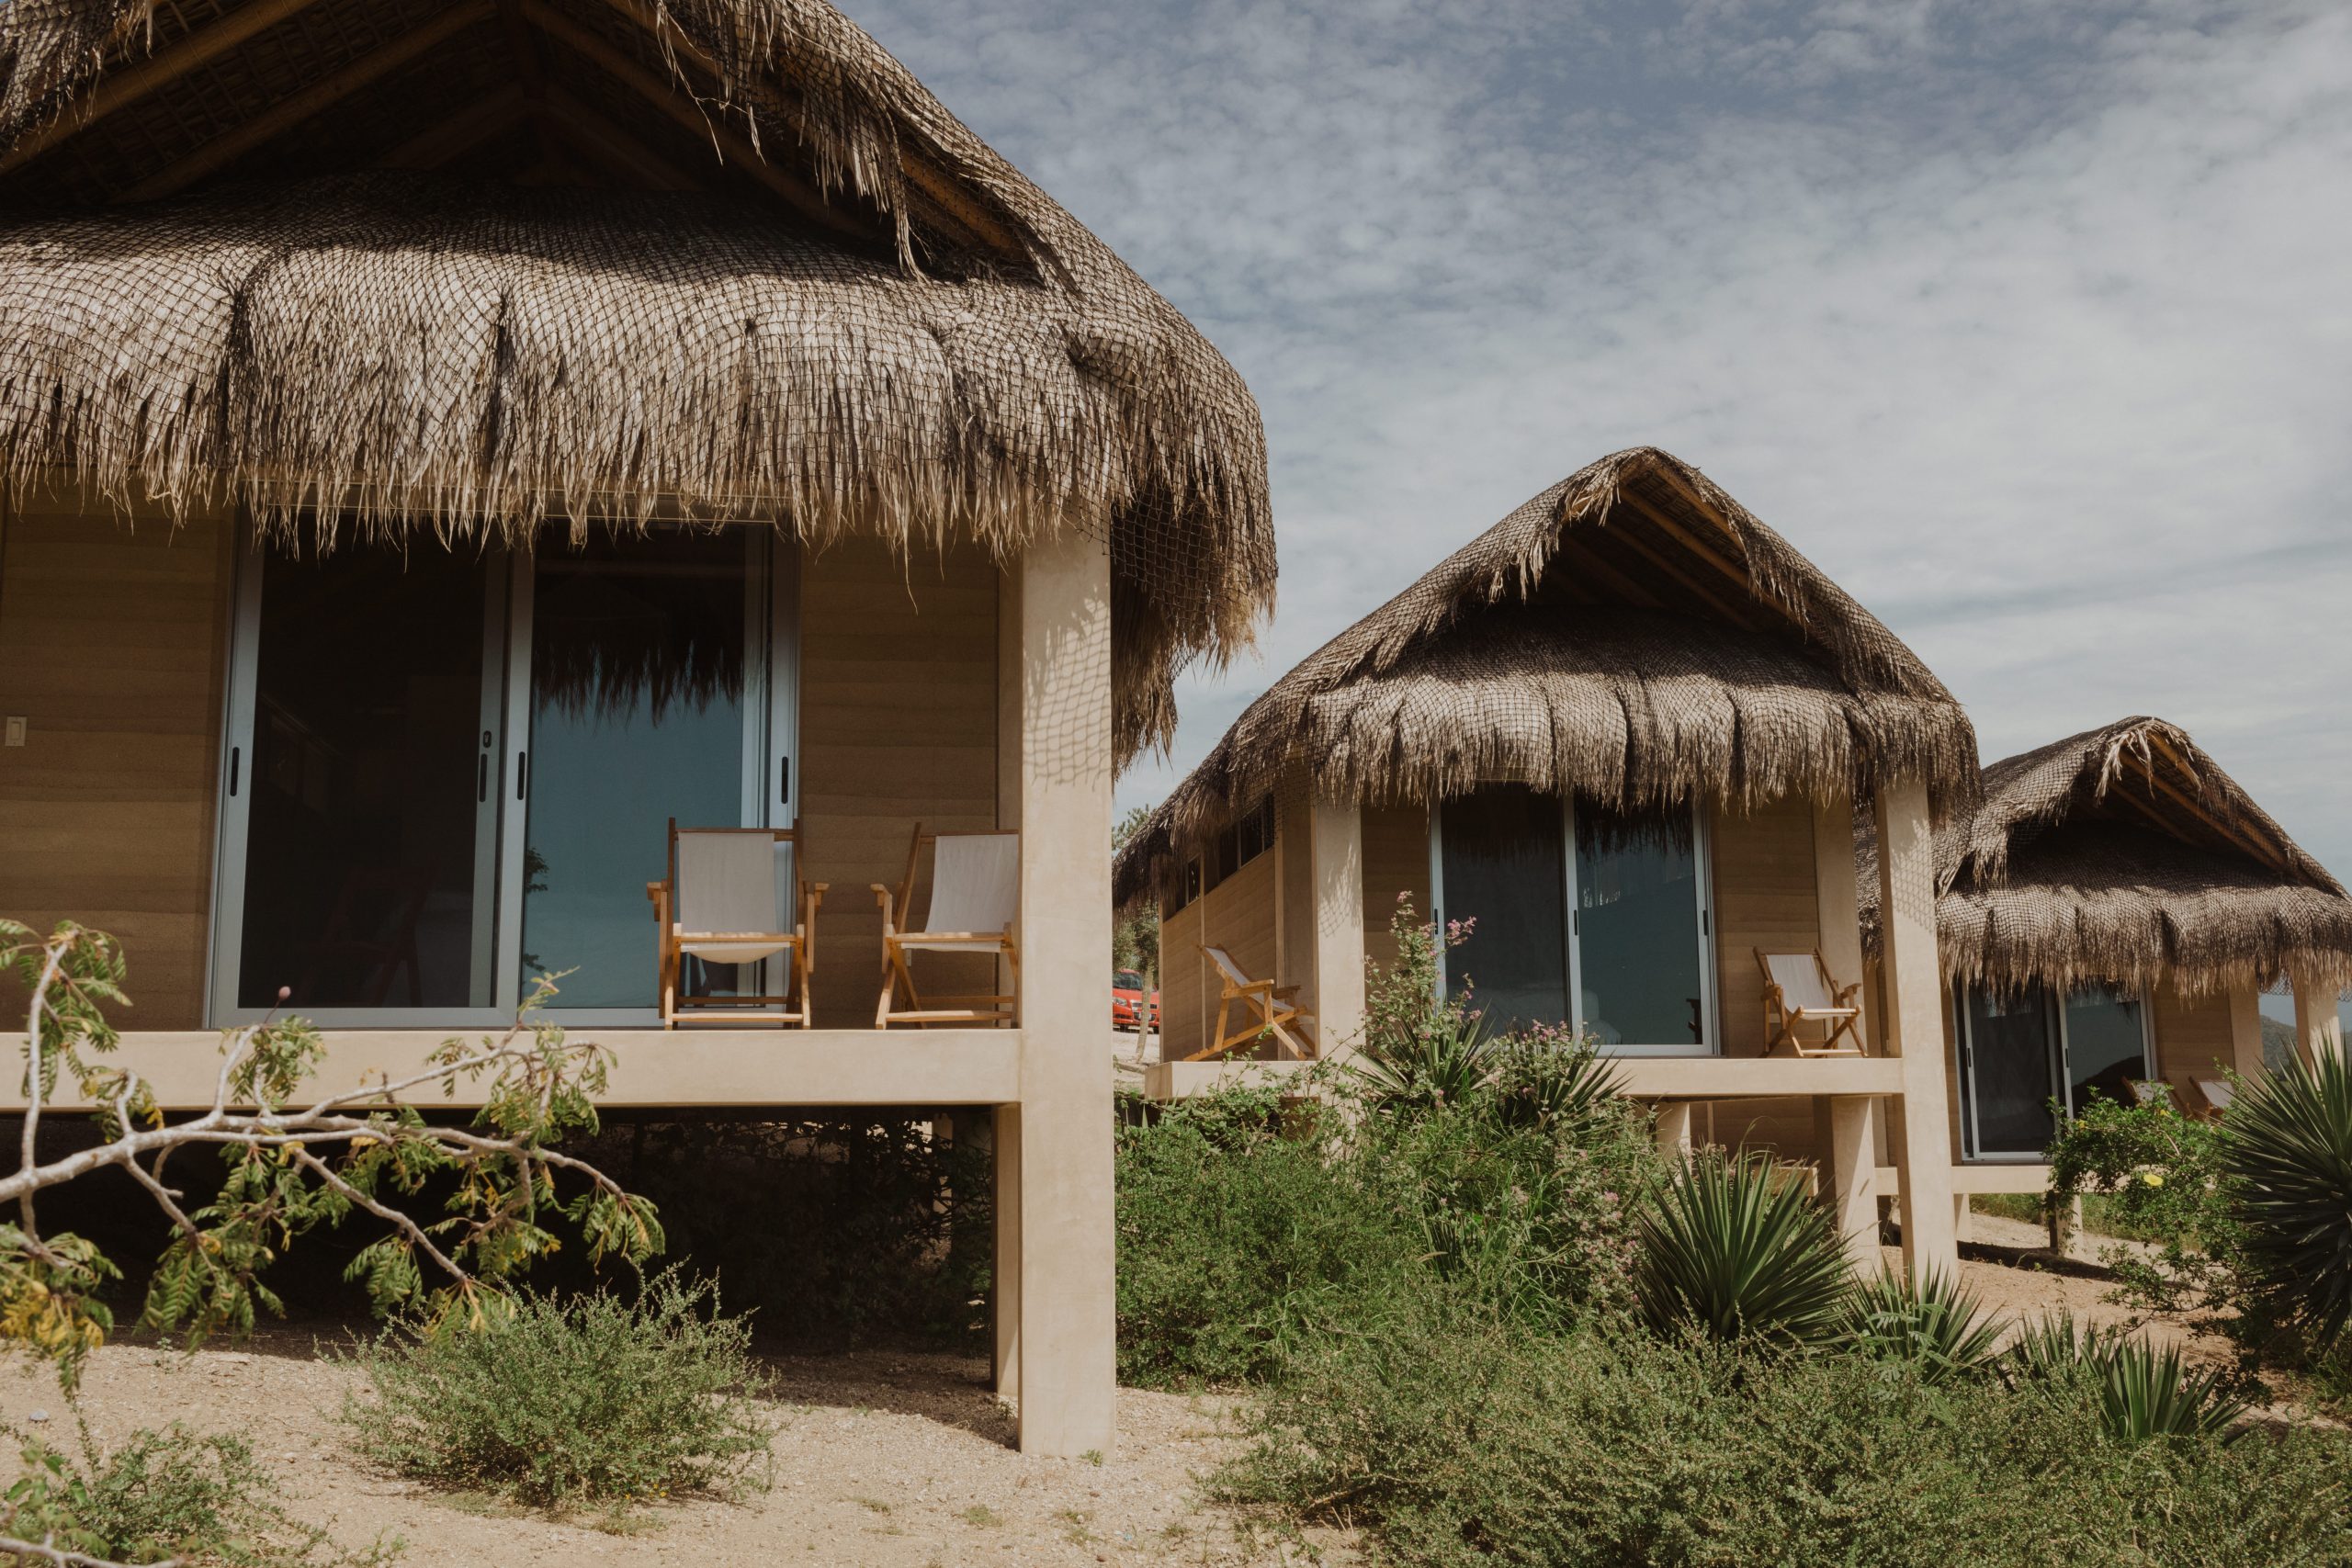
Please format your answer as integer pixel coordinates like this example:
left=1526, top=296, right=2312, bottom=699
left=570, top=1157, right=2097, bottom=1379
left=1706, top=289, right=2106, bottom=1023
left=1857, top=716, right=2352, bottom=1234
left=1116, top=446, right=1982, bottom=1280
left=0, top=0, right=1275, bottom=1456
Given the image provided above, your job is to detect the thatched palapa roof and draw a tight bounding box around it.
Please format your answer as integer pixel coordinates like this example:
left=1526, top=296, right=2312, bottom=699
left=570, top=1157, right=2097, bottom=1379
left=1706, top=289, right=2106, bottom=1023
left=0, top=0, right=1273, bottom=761
left=1860, top=716, right=2352, bottom=998
left=1115, top=446, right=1979, bottom=905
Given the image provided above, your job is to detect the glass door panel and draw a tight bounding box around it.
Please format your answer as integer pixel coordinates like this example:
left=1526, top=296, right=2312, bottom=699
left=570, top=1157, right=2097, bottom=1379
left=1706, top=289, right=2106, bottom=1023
left=517, top=531, right=756, bottom=1010
left=230, top=545, right=494, bottom=1010
left=1437, top=785, right=1569, bottom=1032
left=1962, top=986, right=2058, bottom=1157
left=2062, top=987, right=2151, bottom=1111
left=1573, top=807, right=1708, bottom=1049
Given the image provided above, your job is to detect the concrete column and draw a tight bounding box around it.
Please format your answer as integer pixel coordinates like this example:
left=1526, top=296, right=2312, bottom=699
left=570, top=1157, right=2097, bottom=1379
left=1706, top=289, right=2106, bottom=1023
left=1012, top=529, right=1114, bottom=1457
left=990, top=1103, right=1020, bottom=1395
left=1824, top=1095, right=1882, bottom=1275
left=2226, top=984, right=2265, bottom=1080
left=1309, top=798, right=1365, bottom=1057
left=2292, top=968, right=2346, bottom=1068
left=1655, top=1100, right=1693, bottom=1159
left=1872, top=774, right=1959, bottom=1281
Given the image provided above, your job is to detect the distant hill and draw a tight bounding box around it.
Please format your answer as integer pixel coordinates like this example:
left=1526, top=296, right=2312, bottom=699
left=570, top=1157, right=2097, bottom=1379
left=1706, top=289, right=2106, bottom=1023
left=2263, top=1016, right=2297, bottom=1070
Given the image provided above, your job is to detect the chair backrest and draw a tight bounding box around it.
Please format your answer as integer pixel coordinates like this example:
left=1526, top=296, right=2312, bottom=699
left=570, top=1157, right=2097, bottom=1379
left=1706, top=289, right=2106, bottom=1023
left=1760, top=952, right=1834, bottom=1010
left=1203, top=944, right=1254, bottom=988
left=2191, top=1076, right=2234, bottom=1111
left=922, top=832, right=1019, bottom=934
left=675, top=830, right=786, bottom=934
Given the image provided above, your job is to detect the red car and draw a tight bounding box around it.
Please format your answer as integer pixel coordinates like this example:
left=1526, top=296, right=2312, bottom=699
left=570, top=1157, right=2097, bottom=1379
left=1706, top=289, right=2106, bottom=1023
left=1113, top=969, right=1161, bottom=1032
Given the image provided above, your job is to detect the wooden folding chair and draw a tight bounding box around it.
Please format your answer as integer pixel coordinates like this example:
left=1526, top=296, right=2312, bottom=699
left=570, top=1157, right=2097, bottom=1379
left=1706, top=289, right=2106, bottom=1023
left=873, top=825, right=1020, bottom=1027
left=1186, top=944, right=1314, bottom=1061
left=1756, top=950, right=1864, bottom=1056
left=647, top=819, right=825, bottom=1028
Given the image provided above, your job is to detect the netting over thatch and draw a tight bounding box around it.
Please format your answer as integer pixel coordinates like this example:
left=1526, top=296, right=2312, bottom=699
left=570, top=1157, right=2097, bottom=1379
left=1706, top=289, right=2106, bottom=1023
left=1859, top=716, right=2352, bottom=998
left=1115, top=446, right=1978, bottom=906
left=0, top=0, right=1273, bottom=763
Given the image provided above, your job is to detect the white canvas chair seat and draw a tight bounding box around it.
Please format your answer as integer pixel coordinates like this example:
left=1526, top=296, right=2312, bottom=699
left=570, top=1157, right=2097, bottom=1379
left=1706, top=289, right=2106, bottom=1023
left=649, top=821, right=824, bottom=1028
left=1186, top=944, right=1313, bottom=1062
left=874, top=826, right=1020, bottom=1027
left=1756, top=949, right=1863, bottom=1056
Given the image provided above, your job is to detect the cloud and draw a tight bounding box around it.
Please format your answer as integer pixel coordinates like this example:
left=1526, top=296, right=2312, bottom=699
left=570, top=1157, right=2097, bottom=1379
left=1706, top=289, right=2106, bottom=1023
left=854, top=0, right=2352, bottom=880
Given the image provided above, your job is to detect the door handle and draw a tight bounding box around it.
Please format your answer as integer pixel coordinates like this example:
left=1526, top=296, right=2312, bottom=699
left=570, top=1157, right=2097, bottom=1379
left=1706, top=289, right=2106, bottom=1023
left=228, top=745, right=241, bottom=796
left=515, top=750, right=527, bottom=802
left=779, top=755, right=790, bottom=807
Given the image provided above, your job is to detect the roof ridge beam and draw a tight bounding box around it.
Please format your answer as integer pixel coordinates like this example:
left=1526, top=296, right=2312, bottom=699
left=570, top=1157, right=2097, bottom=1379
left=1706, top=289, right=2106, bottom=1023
left=121, top=0, right=498, bottom=201
left=1, top=0, right=332, bottom=176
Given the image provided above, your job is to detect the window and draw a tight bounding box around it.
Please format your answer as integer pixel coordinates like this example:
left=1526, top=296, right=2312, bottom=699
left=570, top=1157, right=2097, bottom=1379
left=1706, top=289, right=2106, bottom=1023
left=1953, top=983, right=2154, bottom=1160
left=1430, top=786, right=1716, bottom=1052
left=209, top=527, right=798, bottom=1026
left=1236, top=795, right=1276, bottom=864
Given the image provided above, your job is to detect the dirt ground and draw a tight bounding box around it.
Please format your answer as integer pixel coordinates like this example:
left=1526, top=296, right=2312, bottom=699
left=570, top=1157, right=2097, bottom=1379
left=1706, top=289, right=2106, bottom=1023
left=0, top=1335, right=1344, bottom=1567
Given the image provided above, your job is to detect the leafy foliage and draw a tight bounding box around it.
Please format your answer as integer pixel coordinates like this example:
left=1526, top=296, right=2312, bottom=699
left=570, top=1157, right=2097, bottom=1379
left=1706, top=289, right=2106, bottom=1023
left=2, top=1419, right=392, bottom=1566
left=2043, top=1089, right=2235, bottom=1317
left=1, top=919, right=662, bottom=1388
left=2004, top=1311, right=2249, bottom=1443
left=1634, top=1152, right=1853, bottom=1347
left=1349, top=897, right=1497, bottom=1111
left=342, top=1269, right=775, bottom=1511
left=2220, top=1049, right=2352, bottom=1348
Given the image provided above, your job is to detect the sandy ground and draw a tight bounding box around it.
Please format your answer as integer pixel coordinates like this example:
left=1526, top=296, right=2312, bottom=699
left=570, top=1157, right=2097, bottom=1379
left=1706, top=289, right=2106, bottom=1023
left=0, top=1235, right=2251, bottom=1562
left=0, top=1335, right=1343, bottom=1567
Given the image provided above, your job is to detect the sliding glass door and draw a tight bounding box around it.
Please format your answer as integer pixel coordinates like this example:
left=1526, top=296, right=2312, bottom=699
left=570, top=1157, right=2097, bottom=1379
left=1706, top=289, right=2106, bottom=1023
left=209, top=527, right=797, bottom=1027
left=1431, top=786, right=1717, bottom=1053
left=1955, top=984, right=2154, bottom=1160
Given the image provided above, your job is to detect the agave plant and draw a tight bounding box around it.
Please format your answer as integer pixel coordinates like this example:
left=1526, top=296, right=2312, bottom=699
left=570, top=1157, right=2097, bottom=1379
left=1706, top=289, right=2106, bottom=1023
left=1635, top=1152, right=1852, bottom=1347
left=1491, top=1030, right=1624, bottom=1130
left=2004, top=1312, right=2247, bottom=1441
left=1350, top=1007, right=1500, bottom=1113
left=1841, top=1269, right=2005, bottom=1384
left=2220, top=1049, right=2352, bottom=1348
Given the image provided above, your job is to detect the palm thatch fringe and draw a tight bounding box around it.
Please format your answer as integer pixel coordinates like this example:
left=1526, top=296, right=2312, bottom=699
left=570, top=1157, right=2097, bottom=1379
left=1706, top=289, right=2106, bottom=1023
left=1115, top=447, right=1977, bottom=906
left=1860, top=717, right=2352, bottom=998
left=0, top=1, right=1275, bottom=764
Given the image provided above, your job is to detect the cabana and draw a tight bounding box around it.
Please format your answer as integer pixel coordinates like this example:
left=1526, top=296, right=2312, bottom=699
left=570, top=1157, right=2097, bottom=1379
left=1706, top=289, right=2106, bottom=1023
left=1861, top=716, right=2352, bottom=1220
left=0, top=0, right=1274, bottom=1455
left=1116, top=446, right=1982, bottom=1278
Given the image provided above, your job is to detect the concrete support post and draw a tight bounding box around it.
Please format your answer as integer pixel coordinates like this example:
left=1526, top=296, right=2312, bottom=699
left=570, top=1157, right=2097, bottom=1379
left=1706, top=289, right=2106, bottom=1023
left=1011, top=530, right=1114, bottom=1457
left=1655, top=1100, right=1693, bottom=1160
left=1309, top=799, right=1365, bottom=1057
left=2226, top=985, right=2266, bottom=1081
left=1952, top=1194, right=1973, bottom=1244
left=2292, top=968, right=2345, bottom=1068
left=1824, top=1095, right=1882, bottom=1275
left=990, top=1104, right=1020, bottom=1395
left=1872, top=774, right=1959, bottom=1281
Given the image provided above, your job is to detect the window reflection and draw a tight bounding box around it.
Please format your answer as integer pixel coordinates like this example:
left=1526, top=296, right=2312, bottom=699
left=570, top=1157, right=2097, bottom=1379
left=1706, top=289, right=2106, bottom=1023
left=1575, top=807, right=1705, bottom=1048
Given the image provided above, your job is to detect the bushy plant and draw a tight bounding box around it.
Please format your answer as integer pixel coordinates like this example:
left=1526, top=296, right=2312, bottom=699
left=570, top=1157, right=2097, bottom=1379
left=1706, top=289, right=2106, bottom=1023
left=1634, top=1152, right=1851, bottom=1347
left=3, top=1420, right=390, bottom=1566
left=342, top=1270, right=774, bottom=1511
left=2220, top=1049, right=2352, bottom=1348
left=2045, top=1091, right=2233, bottom=1316
left=2004, top=1312, right=2247, bottom=1443
left=1349, top=898, right=1497, bottom=1111
left=1220, top=1310, right=2350, bottom=1567
left=1841, top=1269, right=2004, bottom=1384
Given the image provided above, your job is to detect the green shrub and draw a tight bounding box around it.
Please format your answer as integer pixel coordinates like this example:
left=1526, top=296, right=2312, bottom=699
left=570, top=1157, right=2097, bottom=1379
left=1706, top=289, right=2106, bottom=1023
left=3, top=1420, right=390, bottom=1566
left=2221, top=1049, right=2352, bottom=1348
left=1634, top=1152, right=1851, bottom=1347
left=2045, top=1092, right=2234, bottom=1316
left=2004, top=1312, right=2248, bottom=1443
left=1841, top=1269, right=2003, bottom=1384
left=1219, top=1311, right=2352, bottom=1567
left=341, top=1270, right=774, bottom=1510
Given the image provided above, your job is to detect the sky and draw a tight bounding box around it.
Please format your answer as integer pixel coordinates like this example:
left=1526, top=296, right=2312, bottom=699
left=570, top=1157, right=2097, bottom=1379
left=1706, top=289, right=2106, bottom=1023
left=852, top=0, right=2351, bottom=888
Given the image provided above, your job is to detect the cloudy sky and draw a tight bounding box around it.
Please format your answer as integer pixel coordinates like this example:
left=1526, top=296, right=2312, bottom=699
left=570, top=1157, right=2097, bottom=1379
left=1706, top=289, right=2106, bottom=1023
left=858, top=0, right=2350, bottom=884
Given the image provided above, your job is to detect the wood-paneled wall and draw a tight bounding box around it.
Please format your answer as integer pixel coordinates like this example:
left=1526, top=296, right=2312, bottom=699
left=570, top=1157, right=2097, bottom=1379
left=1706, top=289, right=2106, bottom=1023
left=1153, top=850, right=1280, bottom=1061
left=1361, top=803, right=1430, bottom=979
left=0, top=504, right=232, bottom=1029
left=1710, top=795, right=1822, bottom=1060
left=1159, top=898, right=1206, bottom=1060
left=2152, top=981, right=2233, bottom=1086
left=797, top=537, right=1000, bottom=1029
